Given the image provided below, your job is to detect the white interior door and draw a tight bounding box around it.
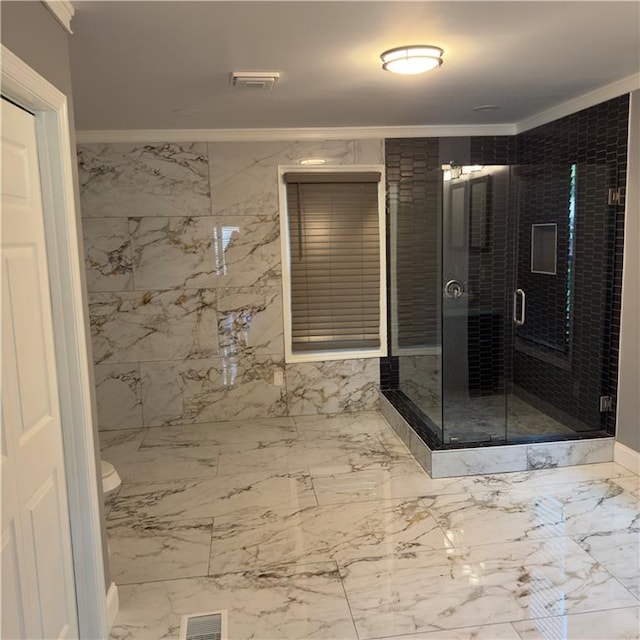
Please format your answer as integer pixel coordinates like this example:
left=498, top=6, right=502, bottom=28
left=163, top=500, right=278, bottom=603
left=1, top=97, right=79, bottom=639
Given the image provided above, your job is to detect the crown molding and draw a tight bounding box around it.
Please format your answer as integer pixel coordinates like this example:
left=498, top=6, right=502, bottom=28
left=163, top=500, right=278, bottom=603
left=515, top=73, right=640, bottom=134
left=75, top=123, right=516, bottom=144
left=76, top=73, right=640, bottom=144
left=41, top=0, right=75, bottom=34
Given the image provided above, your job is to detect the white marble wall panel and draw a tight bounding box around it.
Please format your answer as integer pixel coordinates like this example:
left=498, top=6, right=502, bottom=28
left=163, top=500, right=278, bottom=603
left=89, top=289, right=218, bottom=364
left=82, top=218, right=133, bottom=291
left=140, top=356, right=287, bottom=426
left=208, top=140, right=356, bottom=217
left=94, top=363, right=143, bottom=430
left=208, top=214, right=281, bottom=287
left=526, top=439, right=614, bottom=469
left=217, top=287, right=283, bottom=356
left=286, top=359, right=379, bottom=416
left=78, top=143, right=211, bottom=217
left=129, top=216, right=217, bottom=289
left=354, top=139, right=385, bottom=164
left=80, top=139, right=385, bottom=430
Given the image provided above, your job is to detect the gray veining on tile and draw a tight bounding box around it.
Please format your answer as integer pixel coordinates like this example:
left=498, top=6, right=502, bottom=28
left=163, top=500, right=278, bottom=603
left=208, top=497, right=448, bottom=573
left=354, top=139, right=385, bottom=165
left=140, top=417, right=298, bottom=447
left=82, top=218, right=133, bottom=291
left=129, top=216, right=217, bottom=289
left=110, top=563, right=358, bottom=640
left=89, top=289, right=217, bottom=364
left=94, top=363, right=143, bottom=430
left=511, top=606, right=640, bottom=640
left=527, top=439, right=614, bottom=470
left=216, top=287, right=283, bottom=356
left=384, top=623, right=522, bottom=640
left=340, top=537, right=638, bottom=639
left=208, top=140, right=356, bottom=217
left=286, top=358, right=379, bottom=416
left=108, top=469, right=317, bottom=522
left=140, top=356, right=286, bottom=426
left=78, top=142, right=211, bottom=217
left=107, top=518, right=213, bottom=585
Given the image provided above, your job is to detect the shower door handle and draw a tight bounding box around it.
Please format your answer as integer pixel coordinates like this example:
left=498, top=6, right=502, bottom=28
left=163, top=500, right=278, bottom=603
left=514, top=288, right=526, bottom=326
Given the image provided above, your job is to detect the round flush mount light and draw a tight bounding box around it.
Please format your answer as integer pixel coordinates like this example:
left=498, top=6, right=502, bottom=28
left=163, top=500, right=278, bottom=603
left=473, top=104, right=500, bottom=113
left=380, top=45, right=444, bottom=75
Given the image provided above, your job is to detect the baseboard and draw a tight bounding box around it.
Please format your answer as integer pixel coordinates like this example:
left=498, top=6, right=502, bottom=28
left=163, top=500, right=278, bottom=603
left=614, top=441, right=640, bottom=475
left=106, top=582, right=119, bottom=631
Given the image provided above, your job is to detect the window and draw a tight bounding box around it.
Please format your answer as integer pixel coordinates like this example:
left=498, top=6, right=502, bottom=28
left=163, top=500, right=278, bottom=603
left=278, top=166, right=387, bottom=362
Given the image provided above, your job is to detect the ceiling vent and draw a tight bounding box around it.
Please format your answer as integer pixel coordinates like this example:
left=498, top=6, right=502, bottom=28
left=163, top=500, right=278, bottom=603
left=231, top=71, right=280, bottom=90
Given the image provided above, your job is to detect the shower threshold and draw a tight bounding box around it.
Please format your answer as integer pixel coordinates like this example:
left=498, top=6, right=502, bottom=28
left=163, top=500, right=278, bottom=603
left=379, top=390, right=614, bottom=478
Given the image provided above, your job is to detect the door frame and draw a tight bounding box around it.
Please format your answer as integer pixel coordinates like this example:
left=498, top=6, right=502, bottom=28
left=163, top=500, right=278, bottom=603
left=1, top=45, right=108, bottom=638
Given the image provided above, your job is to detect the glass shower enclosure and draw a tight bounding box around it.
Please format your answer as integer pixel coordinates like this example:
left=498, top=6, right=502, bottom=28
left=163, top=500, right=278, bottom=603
left=389, top=152, right=615, bottom=447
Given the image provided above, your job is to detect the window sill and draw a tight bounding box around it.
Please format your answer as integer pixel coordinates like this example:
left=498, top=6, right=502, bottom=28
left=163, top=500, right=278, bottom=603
left=284, top=346, right=387, bottom=364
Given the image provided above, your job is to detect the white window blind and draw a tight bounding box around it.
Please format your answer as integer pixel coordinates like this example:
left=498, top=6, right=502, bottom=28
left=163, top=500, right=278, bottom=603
left=283, top=171, right=383, bottom=355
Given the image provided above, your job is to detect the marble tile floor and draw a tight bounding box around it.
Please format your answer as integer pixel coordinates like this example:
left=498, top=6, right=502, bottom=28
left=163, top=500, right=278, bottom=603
left=102, top=411, right=640, bottom=640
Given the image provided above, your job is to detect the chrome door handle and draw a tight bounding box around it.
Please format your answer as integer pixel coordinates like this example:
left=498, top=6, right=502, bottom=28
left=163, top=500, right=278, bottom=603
left=514, top=288, right=526, bottom=326
left=444, top=279, right=465, bottom=299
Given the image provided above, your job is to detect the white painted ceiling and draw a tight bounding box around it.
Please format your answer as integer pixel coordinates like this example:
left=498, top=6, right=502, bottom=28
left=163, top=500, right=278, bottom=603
left=69, top=1, right=640, bottom=131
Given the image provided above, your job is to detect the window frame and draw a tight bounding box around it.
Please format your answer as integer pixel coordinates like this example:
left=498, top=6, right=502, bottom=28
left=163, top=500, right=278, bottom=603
left=278, top=164, right=388, bottom=363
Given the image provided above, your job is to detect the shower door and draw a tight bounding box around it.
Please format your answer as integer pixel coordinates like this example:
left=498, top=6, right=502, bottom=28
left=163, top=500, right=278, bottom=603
left=441, top=165, right=511, bottom=444
left=506, top=161, right=616, bottom=440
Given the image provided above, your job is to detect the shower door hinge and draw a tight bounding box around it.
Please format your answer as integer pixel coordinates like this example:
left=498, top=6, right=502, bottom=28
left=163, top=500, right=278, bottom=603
left=599, top=395, right=613, bottom=412
left=607, top=187, right=625, bottom=206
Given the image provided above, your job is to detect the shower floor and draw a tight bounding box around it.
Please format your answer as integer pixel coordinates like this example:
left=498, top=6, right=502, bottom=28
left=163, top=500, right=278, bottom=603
left=403, top=386, right=577, bottom=443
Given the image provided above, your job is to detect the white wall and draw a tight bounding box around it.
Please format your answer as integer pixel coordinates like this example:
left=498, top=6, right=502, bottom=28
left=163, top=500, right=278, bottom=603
left=617, top=90, right=640, bottom=453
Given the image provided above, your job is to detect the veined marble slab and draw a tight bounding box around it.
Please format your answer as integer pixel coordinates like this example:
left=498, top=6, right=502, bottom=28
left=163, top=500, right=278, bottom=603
left=215, top=432, right=395, bottom=477
left=140, top=356, right=287, bottom=426
left=575, top=529, right=640, bottom=598
left=110, top=563, right=357, bottom=640
left=89, top=289, right=217, bottom=364
left=129, top=216, right=217, bottom=289
left=208, top=497, right=448, bottom=573
left=140, top=417, right=298, bottom=447
left=107, top=518, right=213, bottom=585
left=108, top=469, right=317, bottom=522
left=208, top=214, right=281, bottom=288
left=340, top=537, right=638, bottom=639
left=294, top=411, right=394, bottom=439
left=216, top=287, right=283, bottom=356
left=94, top=363, right=143, bottom=430
left=286, top=359, right=379, bottom=416
left=208, top=140, right=356, bottom=217
left=429, top=478, right=640, bottom=548
left=512, top=606, right=640, bottom=640
left=383, top=624, right=521, bottom=640
left=82, top=218, right=133, bottom=292
left=78, top=142, right=210, bottom=217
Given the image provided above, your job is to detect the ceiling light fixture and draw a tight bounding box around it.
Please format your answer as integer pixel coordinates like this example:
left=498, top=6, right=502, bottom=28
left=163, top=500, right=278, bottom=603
left=473, top=105, right=499, bottom=113
left=300, top=158, right=327, bottom=165
left=380, top=45, right=444, bottom=75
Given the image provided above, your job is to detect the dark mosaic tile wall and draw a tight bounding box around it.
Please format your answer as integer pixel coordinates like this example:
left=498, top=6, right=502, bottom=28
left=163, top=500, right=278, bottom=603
left=381, top=94, right=629, bottom=439
left=514, top=95, right=630, bottom=433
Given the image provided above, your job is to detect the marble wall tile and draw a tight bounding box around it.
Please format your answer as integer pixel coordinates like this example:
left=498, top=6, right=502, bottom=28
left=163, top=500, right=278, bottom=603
left=78, top=142, right=211, bottom=217
left=354, top=139, right=385, bottom=165
left=286, top=358, right=379, bottom=416
left=431, top=445, right=527, bottom=478
left=140, top=356, right=287, bottom=426
left=82, top=218, right=133, bottom=292
left=209, top=215, right=281, bottom=288
left=217, top=287, right=283, bottom=356
left=89, top=289, right=217, bottom=364
left=208, top=140, right=356, bottom=217
left=94, top=363, right=143, bottom=430
left=129, top=216, right=217, bottom=290
left=526, top=438, right=614, bottom=470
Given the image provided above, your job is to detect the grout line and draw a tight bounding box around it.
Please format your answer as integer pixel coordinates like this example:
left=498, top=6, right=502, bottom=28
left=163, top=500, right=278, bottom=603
left=335, top=560, right=362, bottom=640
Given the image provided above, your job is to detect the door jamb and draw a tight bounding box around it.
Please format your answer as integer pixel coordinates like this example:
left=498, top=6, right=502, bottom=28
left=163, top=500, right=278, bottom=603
left=1, top=44, right=108, bottom=639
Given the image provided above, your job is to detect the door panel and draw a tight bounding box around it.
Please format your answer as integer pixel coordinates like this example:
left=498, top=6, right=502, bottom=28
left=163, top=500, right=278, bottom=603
left=1, top=98, right=78, bottom=639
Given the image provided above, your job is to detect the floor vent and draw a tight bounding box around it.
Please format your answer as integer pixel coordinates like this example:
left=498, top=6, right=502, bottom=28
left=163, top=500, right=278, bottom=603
left=179, top=611, right=226, bottom=640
